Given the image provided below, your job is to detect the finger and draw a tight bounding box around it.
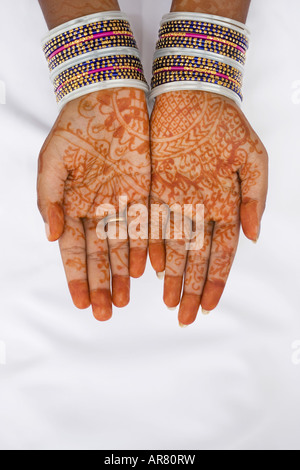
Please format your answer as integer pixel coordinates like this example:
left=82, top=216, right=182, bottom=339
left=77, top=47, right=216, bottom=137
left=164, top=211, right=194, bottom=308
left=149, top=199, right=169, bottom=275
left=59, top=216, right=90, bottom=310
left=127, top=200, right=148, bottom=279
left=164, top=240, right=188, bottom=308
left=37, top=140, right=68, bottom=242
left=178, top=222, right=214, bottom=326
left=239, top=138, right=268, bottom=242
left=107, top=220, right=130, bottom=308
left=84, top=219, right=112, bottom=322
left=201, top=221, right=240, bottom=313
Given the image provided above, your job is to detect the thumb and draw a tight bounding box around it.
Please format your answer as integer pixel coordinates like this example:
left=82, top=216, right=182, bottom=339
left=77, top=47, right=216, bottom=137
left=239, top=139, right=268, bottom=243
left=37, top=144, right=68, bottom=242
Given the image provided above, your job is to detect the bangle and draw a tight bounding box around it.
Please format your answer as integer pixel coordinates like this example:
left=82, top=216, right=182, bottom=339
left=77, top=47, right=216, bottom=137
left=42, top=11, right=148, bottom=109
left=43, top=19, right=137, bottom=72
left=150, top=12, right=249, bottom=105
left=156, top=34, right=247, bottom=66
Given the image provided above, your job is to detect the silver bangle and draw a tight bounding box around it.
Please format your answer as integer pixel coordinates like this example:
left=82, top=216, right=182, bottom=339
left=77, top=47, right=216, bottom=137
left=149, top=81, right=242, bottom=107
left=153, top=48, right=244, bottom=73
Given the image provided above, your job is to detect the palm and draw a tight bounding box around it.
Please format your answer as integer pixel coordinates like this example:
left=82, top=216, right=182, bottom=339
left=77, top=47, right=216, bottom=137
left=150, top=91, right=268, bottom=325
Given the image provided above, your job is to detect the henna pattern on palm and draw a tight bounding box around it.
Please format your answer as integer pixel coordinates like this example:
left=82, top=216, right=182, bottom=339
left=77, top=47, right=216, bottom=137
left=38, top=88, right=150, bottom=321
left=150, top=91, right=268, bottom=326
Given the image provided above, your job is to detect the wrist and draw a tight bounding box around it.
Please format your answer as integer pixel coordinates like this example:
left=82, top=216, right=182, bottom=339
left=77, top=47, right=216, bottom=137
left=171, top=0, right=250, bottom=23
left=39, top=0, right=120, bottom=30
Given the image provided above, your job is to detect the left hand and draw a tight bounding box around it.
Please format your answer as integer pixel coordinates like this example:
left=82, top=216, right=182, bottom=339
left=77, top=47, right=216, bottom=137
left=37, top=88, right=150, bottom=321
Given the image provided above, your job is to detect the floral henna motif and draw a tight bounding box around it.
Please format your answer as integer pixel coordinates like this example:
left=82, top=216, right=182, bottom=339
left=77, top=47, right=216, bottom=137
left=150, top=90, right=268, bottom=325
left=38, top=88, right=150, bottom=320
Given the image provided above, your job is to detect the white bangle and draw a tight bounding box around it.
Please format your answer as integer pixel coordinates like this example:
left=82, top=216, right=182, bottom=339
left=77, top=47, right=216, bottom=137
left=42, top=11, right=149, bottom=108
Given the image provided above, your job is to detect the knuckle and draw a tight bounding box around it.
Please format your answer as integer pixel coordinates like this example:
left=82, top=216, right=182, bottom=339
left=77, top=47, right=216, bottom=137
left=87, top=250, right=108, bottom=263
left=61, top=246, right=85, bottom=257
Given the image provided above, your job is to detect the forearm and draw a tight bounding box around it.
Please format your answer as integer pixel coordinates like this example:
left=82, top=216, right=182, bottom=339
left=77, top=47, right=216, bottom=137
left=171, top=0, right=251, bottom=23
left=38, top=0, right=120, bottom=29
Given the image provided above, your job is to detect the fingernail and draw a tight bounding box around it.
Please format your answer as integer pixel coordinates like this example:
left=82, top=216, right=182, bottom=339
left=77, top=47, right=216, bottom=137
left=179, top=322, right=188, bottom=328
left=45, top=223, right=50, bottom=240
left=156, top=271, right=165, bottom=280
left=168, top=307, right=177, bottom=311
left=202, top=308, right=211, bottom=316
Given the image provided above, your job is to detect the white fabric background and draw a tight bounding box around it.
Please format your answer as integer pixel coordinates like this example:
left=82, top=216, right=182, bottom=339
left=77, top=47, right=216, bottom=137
left=0, top=0, right=300, bottom=450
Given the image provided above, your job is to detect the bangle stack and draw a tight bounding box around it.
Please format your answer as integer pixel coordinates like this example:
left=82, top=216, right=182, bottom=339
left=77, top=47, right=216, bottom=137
left=150, top=12, right=250, bottom=105
left=42, top=12, right=148, bottom=109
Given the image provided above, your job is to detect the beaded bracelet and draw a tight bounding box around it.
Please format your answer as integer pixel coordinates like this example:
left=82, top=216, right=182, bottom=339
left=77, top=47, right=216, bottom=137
left=43, top=19, right=138, bottom=72
left=150, top=12, right=250, bottom=106
left=156, top=35, right=247, bottom=66
left=42, top=11, right=148, bottom=109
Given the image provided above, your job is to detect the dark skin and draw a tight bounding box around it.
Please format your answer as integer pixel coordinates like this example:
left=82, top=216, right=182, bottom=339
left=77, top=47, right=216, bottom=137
left=171, top=0, right=251, bottom=23
left=38, top=1, right=151, bottom=321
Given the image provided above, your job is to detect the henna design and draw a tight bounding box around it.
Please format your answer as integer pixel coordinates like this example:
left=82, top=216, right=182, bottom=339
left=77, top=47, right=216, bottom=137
left=151, top=92, right=246, bottom=221
left=45, top=88, right=150, bottom=219
left=171, top=0, right=251, bottom=23
left=39, top=0, right=120, bottom=29
left=150, top=90, right=268, bottom=321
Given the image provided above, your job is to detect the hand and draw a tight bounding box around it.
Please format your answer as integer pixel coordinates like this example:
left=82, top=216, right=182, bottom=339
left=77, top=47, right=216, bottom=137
left=38, top=88, right=150, bottom=321
left=149, top=91, right=268, bottom=326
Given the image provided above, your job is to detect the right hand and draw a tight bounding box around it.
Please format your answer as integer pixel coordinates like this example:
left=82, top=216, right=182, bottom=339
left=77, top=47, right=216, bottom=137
left=149, top=90, right=268, bottom=326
